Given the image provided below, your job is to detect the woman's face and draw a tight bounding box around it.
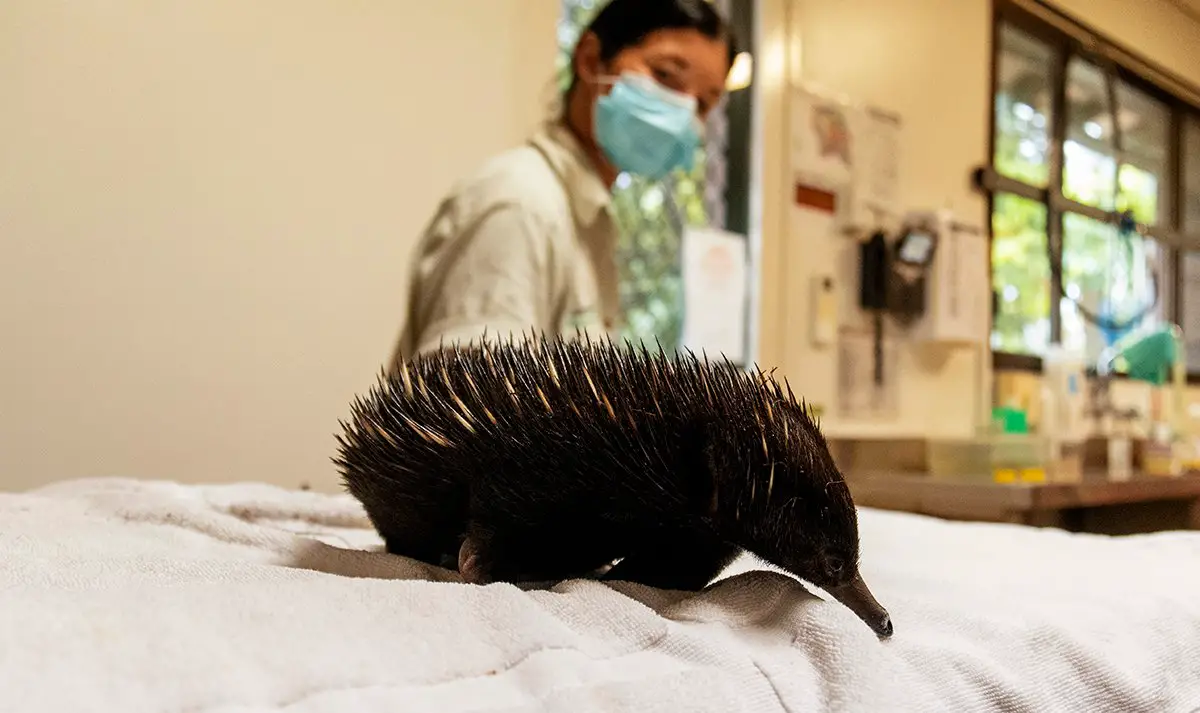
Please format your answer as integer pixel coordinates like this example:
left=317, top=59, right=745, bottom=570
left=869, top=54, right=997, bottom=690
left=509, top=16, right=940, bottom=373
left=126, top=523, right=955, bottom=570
left=575, top=28, right=731, bottom=124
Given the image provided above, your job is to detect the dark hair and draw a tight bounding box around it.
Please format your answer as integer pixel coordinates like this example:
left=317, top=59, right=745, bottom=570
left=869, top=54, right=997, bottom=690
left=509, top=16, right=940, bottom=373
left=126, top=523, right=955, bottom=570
left=567, top=0, right=738, bottom=95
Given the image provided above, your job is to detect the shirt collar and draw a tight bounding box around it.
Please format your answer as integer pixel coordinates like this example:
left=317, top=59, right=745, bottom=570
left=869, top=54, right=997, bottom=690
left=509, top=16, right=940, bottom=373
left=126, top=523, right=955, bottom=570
left=528, top=120, right=613, bottom=229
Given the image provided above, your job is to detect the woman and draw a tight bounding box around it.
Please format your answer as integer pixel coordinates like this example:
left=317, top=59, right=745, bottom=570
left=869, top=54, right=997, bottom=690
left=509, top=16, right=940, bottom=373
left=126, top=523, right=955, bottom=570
left=391, top=0, right=738, bottom=364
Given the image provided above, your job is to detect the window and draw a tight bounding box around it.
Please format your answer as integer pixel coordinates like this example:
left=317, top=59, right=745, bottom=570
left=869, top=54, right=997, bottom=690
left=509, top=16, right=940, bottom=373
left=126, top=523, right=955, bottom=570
left=993, top=23, right=1055, bottom=189
left=556, top=0, right=754, bottom=357
left=1179, top=118, right=1200, bottom=365
left=986, top=2, right=1198, bottom=368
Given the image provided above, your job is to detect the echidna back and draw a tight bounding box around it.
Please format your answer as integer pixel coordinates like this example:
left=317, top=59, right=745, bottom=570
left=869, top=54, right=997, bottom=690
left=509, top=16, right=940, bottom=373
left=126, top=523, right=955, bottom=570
left=334, top=334, right=812, bottom=557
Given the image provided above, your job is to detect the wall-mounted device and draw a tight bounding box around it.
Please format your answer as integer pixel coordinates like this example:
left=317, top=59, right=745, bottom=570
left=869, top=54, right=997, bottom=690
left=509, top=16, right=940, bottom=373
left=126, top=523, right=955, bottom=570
left=810, top=275, right=838, bottom=348
left=887, top=214, right=939, bottom=327
left=850, top=209, right=987, bottom=392
left=906, top=209, right=988, bottom=345
left=858, top=231, right=890, bottom=385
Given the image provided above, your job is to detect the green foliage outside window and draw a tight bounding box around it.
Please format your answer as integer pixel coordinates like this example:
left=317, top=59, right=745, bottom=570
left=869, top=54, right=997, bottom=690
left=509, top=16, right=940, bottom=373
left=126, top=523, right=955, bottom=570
left=990, top=191, right=1050, bottom=354
left=992, top=89, right=1162, bottom=360
left=557, top=0, right=711, bottom=353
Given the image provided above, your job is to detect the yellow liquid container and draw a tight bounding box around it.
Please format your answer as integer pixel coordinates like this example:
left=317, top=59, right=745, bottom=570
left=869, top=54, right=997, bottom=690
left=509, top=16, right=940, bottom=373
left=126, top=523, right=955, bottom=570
left=926, top=431, right=1050, bottom=484
left=1144, top=423, right=1184, bottom=477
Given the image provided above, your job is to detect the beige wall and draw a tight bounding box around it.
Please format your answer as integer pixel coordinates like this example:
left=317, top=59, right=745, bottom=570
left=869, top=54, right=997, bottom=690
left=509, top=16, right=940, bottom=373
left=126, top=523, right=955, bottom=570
left=1051, top=0, right=1200, bottom=80
left=0, top=0, right=558, bottom=492
left=4, top=0, right=1200, bottom=493
left=755, top=0, right=992, bottom=439
left=753, top=0, right=1200, bottom=439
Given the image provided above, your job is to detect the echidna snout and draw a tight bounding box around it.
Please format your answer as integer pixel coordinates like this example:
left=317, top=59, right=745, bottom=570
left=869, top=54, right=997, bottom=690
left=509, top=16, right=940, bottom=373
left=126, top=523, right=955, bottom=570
left=768, top=516, right=892, bottom=639
left=750, top=475, right=892, bottom=639
left=705, top=408, right=893, bottom=639
left=829, top=574, right=893, bottom=638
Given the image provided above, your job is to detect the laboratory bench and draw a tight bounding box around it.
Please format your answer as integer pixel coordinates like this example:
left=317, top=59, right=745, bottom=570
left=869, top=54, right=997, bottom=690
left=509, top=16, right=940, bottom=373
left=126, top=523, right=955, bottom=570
left=846, top=470, right=1200, bottom=535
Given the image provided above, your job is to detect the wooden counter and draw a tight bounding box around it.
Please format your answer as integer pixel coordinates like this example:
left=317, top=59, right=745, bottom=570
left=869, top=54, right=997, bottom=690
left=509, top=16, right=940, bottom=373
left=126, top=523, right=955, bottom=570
left=846, top=471, right=1200, bottom=534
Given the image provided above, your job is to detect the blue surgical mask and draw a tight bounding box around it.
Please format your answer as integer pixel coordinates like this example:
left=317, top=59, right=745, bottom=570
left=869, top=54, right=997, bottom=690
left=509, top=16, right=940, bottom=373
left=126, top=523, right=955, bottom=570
left=593, top=71, right=703, bottom=181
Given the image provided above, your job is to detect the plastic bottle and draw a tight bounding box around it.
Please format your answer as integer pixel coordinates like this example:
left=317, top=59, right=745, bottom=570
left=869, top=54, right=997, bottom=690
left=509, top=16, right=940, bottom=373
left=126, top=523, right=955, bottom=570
left=1107, top=417, right=1132, bottom=482
left=1041, top=346, right=1087, bottom=483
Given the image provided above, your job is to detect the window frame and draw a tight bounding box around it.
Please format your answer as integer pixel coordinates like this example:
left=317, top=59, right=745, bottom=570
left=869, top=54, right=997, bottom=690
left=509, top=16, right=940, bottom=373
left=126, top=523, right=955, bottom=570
left=982, top=0, right=1200, bottom=374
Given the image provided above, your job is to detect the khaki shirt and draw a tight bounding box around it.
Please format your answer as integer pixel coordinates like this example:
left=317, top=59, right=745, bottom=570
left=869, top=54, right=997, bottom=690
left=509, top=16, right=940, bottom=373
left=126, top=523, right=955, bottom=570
left=389, top=121, right=622, bottom=365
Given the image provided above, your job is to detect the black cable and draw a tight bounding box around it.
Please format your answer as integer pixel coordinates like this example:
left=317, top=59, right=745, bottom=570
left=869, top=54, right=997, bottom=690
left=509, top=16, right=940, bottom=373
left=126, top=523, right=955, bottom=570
left=859, top=232, right=889, bottom=386
left=1046, top=221, right=1160, bottom=333
left=1049, top=51, right=1159, bottom=334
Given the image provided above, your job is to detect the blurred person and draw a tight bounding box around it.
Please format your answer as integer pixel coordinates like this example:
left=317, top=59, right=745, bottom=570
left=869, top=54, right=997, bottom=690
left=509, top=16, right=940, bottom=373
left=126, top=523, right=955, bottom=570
left=390, top=0, right=737, bottom=364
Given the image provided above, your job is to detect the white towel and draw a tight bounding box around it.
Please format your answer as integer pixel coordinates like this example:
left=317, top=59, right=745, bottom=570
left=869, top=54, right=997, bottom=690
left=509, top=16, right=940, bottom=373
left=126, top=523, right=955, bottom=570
left=1, top=476, right=1198, bottom=713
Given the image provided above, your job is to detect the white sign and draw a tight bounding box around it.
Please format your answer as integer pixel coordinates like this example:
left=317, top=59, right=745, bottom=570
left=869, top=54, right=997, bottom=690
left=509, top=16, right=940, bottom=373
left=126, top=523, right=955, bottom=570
left=681, top=226, right=749, bottom=365
left=850, top=106, right=901, bottom=221
left=790, top=87, right=854, bottom=191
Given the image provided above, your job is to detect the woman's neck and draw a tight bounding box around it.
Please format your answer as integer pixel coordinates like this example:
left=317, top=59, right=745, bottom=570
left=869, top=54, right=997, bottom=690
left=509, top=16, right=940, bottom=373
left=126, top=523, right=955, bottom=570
left=564, top=91, right=619, bottom=188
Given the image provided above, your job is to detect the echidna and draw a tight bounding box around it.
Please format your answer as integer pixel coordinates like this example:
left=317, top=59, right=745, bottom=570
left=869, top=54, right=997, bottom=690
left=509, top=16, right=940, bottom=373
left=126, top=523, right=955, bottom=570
left=333, top=332, right=893, bottom=638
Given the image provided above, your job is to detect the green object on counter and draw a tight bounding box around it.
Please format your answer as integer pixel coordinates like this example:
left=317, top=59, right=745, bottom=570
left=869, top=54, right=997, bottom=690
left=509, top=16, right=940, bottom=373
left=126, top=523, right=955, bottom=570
left=992, top=406, right=1028, bottom=434
left=1109, top=326, right=1179, bottom=386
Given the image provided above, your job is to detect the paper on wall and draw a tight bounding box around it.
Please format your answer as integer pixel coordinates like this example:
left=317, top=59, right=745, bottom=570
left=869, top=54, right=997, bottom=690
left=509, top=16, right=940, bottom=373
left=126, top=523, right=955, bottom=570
left=681, top=226, right=749, bottom=365
left=850, top=106, right=901, bottom=221
left=790, top=84, right=903, bottom=232
left=836, top=327, right=899, bottom=420
left=790, top=87, right=854, bottom=191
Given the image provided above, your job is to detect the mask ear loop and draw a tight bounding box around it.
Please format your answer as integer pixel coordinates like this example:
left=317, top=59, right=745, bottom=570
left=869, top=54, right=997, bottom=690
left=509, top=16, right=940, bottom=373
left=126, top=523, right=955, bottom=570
left=1051, top=53, right=1158, bottom=336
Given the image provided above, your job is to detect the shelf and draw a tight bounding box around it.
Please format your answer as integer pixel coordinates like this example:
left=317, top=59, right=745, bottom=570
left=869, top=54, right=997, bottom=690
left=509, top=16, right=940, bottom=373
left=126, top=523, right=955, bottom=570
left=846, top=471, right=1200, bottom=531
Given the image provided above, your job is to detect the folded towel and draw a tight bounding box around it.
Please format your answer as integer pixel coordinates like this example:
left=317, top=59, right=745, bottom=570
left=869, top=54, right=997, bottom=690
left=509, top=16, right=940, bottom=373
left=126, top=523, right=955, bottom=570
left=1, top=476, right=1198, bottom=712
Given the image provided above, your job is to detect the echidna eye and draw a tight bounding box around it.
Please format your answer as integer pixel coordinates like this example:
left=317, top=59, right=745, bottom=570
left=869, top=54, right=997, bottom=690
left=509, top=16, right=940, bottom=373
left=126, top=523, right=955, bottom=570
left=826, top=556, right=844, bottom=576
